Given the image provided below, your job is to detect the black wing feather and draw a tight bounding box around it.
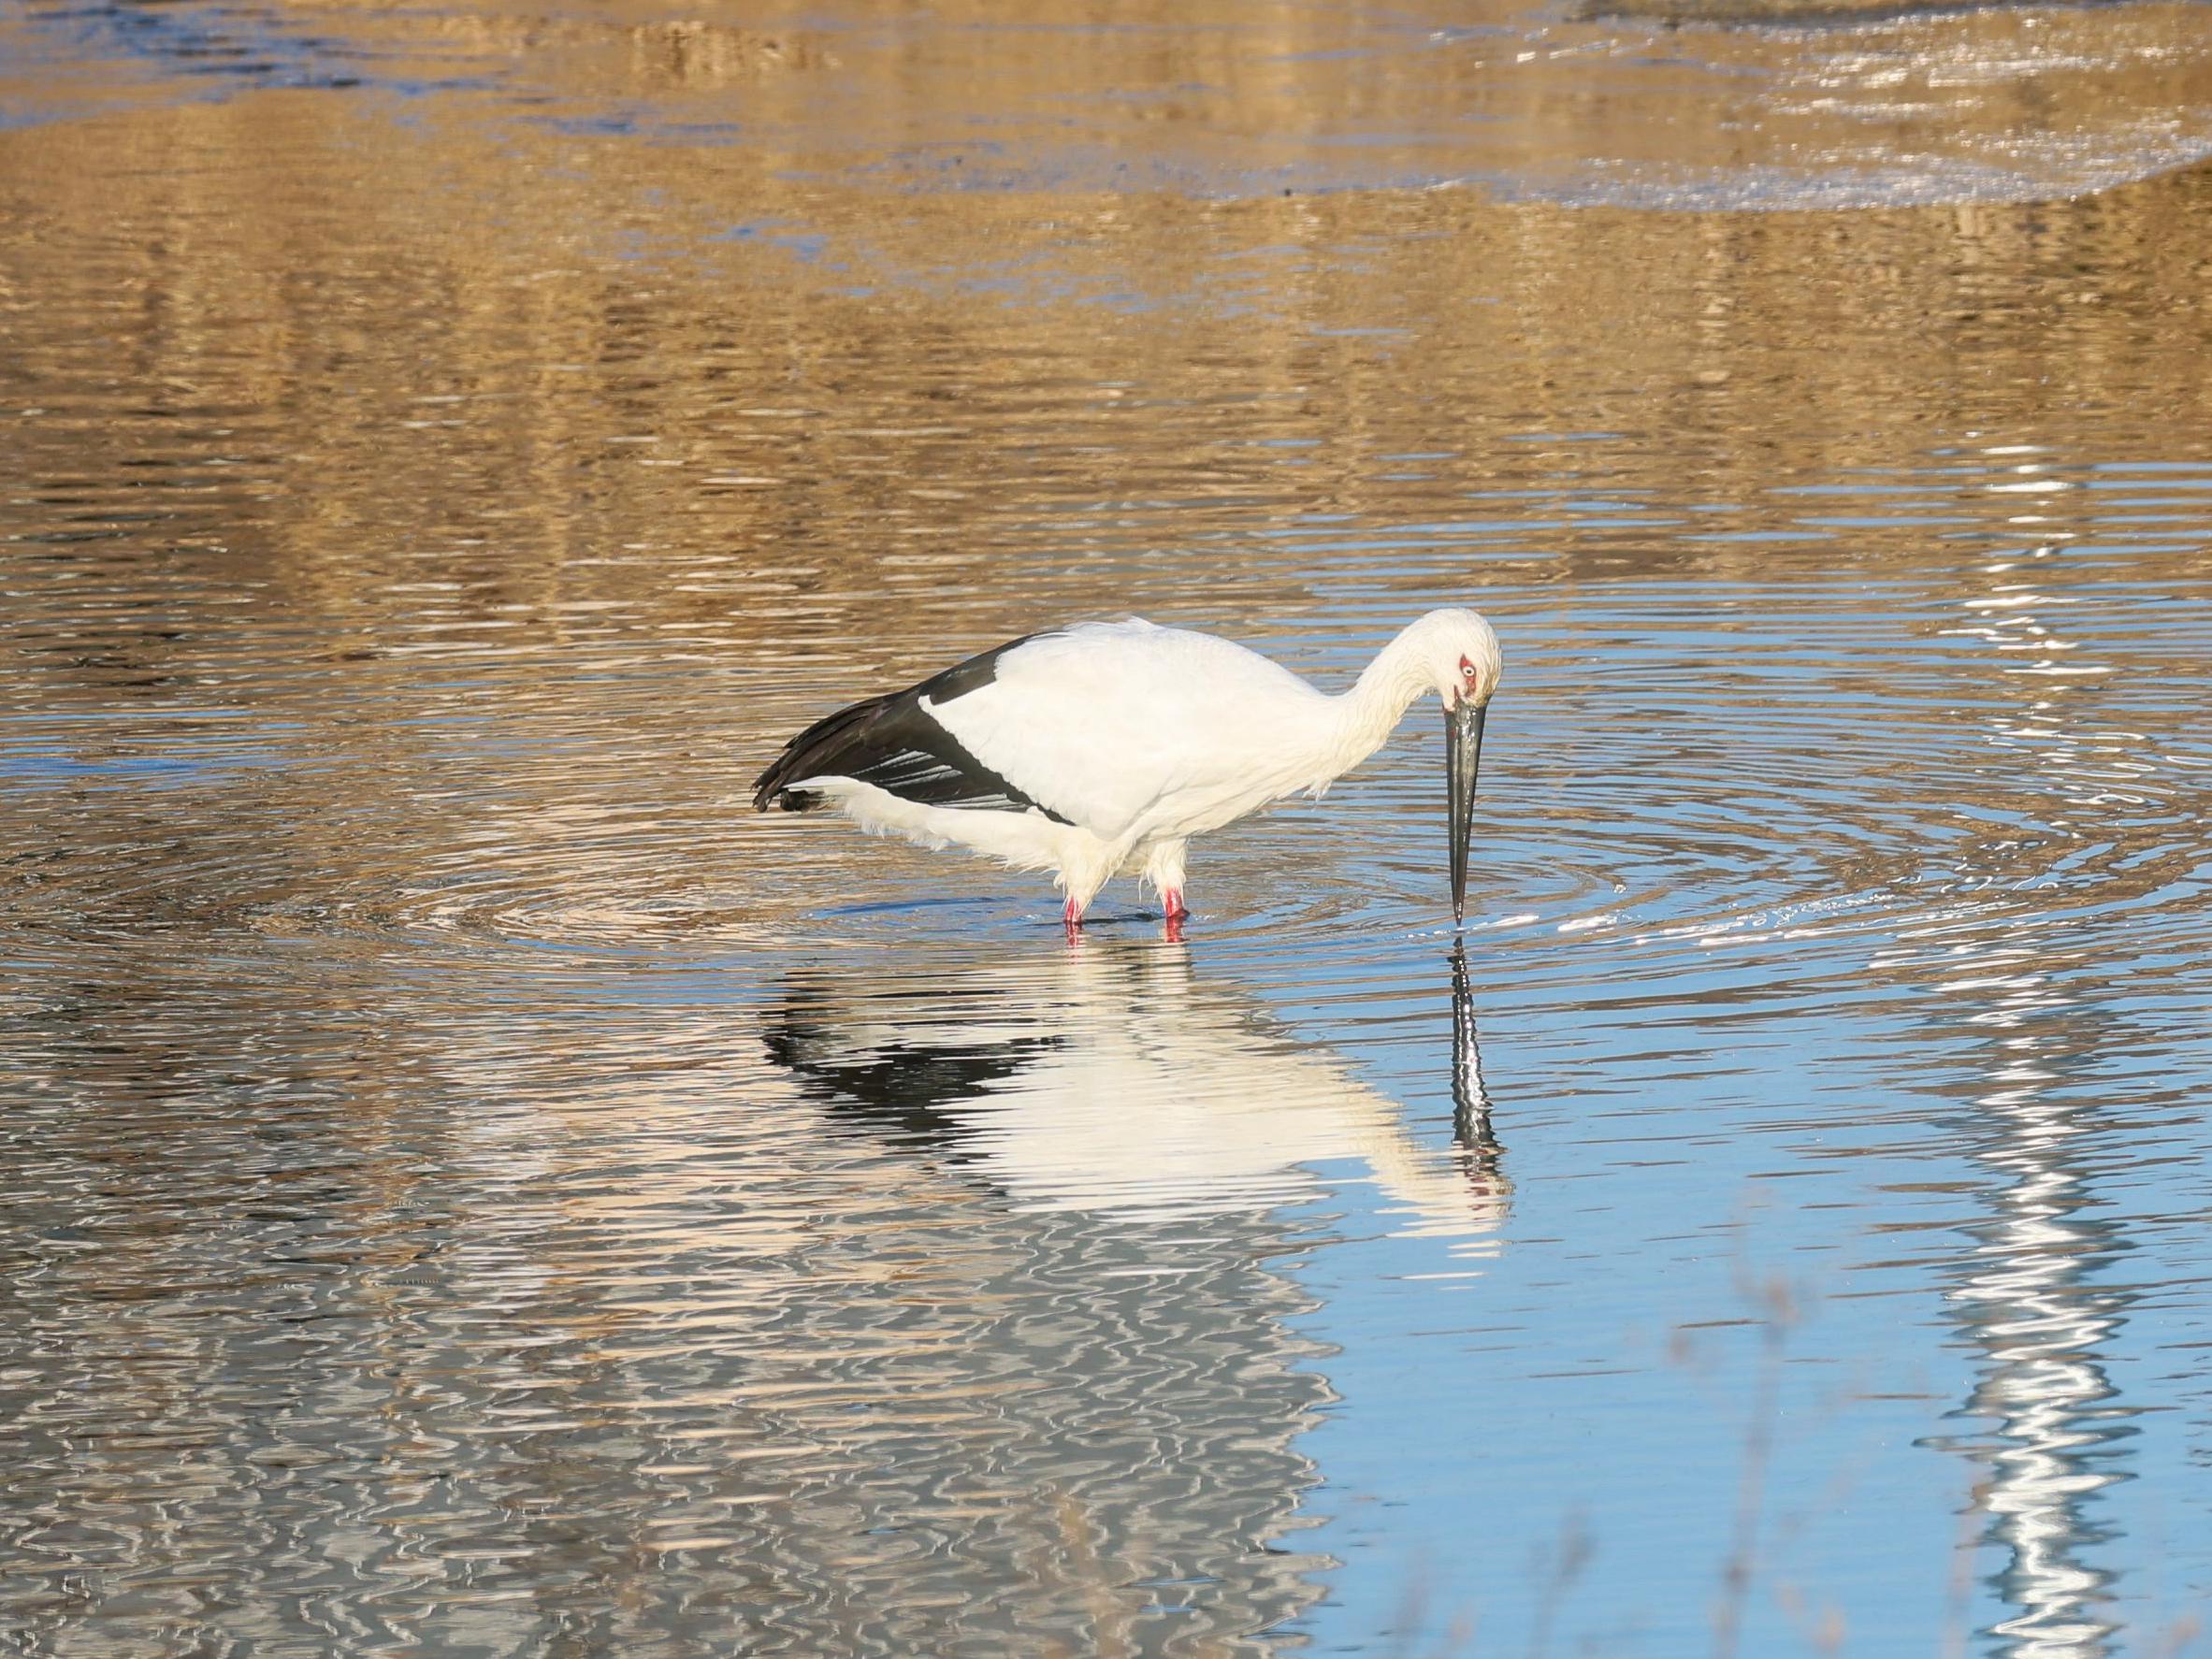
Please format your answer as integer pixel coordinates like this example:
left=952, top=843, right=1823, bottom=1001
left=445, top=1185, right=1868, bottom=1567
left=752, top=631, right=1070, bottom=820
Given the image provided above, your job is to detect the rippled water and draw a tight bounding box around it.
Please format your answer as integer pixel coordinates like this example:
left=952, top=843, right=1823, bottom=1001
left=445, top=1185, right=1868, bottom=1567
left=5, top=1, right=2212, bottom=1654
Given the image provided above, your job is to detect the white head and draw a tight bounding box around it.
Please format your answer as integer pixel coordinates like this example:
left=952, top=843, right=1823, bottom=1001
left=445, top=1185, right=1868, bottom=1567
left=1398, top=607, right=1503, bottom=711
left=1369, top=609, right=1501, bottom=926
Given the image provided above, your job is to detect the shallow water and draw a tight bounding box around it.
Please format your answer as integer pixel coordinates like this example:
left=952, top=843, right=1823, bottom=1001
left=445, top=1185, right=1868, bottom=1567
left=5, top=2, right=2212, bottom=1654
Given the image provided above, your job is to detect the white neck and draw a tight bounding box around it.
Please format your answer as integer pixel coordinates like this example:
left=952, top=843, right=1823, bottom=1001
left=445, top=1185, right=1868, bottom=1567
left=1304, top=624, right=1439, bottom=788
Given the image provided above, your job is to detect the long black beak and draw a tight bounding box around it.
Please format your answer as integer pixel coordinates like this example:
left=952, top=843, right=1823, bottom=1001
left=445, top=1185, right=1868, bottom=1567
left=1446, top=700, right=1485, bottom=924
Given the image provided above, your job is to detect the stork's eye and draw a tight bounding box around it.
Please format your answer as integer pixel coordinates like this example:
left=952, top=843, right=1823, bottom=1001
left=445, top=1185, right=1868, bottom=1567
left=1459, top=655, right=1479, bottom=683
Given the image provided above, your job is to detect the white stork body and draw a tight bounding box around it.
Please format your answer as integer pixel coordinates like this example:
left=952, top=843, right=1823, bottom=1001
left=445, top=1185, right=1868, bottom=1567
left=754, top=609, right=1502, bottom=929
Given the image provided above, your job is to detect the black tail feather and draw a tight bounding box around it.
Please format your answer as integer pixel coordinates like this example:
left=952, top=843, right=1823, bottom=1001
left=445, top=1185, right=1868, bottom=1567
left=752, top=693, right=900, bottom=812
left=751, top=630, right=1070, bottom=821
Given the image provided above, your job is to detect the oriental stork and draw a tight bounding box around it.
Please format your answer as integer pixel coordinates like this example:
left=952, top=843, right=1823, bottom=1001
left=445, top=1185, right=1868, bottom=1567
left=752, top=609, right=1502, bottom=933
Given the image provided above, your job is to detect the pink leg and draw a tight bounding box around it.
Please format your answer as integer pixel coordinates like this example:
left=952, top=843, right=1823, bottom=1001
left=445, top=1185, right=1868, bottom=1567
left=1063, top=895, right=1084, bottom=937
left=1162, top=887, right=1187, bottom=943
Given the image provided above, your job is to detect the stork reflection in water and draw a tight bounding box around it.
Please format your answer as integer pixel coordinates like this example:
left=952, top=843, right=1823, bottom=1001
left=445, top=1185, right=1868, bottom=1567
left=764, top=944, right=1504, bottom=1236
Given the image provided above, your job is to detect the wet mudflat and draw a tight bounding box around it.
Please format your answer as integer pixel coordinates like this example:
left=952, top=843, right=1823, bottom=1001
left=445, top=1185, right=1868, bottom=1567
left=4, top=2, right=2212, bottom=1654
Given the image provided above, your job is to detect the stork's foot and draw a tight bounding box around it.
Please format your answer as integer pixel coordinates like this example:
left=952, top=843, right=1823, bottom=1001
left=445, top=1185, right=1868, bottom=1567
left=1162, top=887, right=1188, bottom=943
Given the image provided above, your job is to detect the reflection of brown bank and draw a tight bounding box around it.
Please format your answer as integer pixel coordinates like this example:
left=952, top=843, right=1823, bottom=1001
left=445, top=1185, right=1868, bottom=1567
left=765, top=940, right=1508, bottom=1242
left=5, top=78, right=2210, bottom=859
